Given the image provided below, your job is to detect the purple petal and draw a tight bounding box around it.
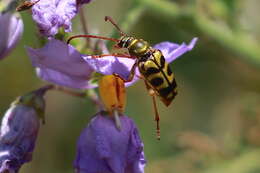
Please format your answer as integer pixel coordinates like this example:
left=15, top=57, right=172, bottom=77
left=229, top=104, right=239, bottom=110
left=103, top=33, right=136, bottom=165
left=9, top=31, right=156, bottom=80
left=26, top=39, right=95, bottom=89
left=83, top=41, right=140, bottom=87
left=32, top=0, right=78, bottom=36
left=36, top=67, right=97, bottom=89
left=0, top=105, right=40, bottom=172
left=125, top=151, right=146, bottom=173
left=83, top=40, right=140, bottom=87
left=153, top=37, right=198, bottom=63
left=74, top=112, right=146, bottom=173
left=83, top=55, right=136, bottom=81
left=0, top=12, right=23, bottom=60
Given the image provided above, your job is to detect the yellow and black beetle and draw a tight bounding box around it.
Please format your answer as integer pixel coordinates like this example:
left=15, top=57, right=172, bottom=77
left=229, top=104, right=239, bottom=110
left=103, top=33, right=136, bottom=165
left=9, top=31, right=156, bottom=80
left=67, top=16, right=177, bottom=139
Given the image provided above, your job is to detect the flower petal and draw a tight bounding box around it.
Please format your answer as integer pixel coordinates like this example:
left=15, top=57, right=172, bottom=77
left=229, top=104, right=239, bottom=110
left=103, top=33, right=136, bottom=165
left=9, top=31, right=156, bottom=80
left=36, top=67, right=97, bottom=89
left=32, top=0, right=78, bottom=36
left=27, top=39, right=95, bottom=89
left=153, top=37, right=198, bottom=63
left=74, top=112, right=145, bottom=173
left=83, top=55, right=136, bottom=81
left=0, top=12, right=23, bottom=60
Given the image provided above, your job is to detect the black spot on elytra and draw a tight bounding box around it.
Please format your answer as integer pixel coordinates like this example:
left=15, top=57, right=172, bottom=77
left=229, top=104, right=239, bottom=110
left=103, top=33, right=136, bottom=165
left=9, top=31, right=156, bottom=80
left=145, top=67, right=160, bottom=76
left=160, top=56, right=165, bottom=67
left=159, top=86, right=173, bottom=97
left=150, top=77, right=164, bottom=87
left=167, top=65, right=173, bottom=76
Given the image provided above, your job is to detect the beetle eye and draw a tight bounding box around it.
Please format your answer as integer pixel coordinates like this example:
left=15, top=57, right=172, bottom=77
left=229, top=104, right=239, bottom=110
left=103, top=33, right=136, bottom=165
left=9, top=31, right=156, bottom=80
left=117, top=41, right=124, bottom=48
left=136, top=41, right=144, bottom=49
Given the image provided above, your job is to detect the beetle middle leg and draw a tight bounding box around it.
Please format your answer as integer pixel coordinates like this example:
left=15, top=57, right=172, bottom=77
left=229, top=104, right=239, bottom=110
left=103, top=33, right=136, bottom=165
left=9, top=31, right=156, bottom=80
left=144, top=81, right=160, bottom=140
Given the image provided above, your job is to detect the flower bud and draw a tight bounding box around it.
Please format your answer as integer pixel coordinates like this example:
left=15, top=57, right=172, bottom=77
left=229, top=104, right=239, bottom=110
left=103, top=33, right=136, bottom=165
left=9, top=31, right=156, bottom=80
left=0, top=87, right=48, bottom=172
left=0, top=11, right=23, bottom=60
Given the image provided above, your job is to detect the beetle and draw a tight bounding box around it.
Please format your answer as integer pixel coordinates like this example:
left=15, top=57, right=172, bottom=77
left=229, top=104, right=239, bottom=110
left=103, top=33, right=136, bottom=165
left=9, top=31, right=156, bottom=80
left=67, top=16, right=177, bottom=139
left=16, top=0, right=40, bottom=12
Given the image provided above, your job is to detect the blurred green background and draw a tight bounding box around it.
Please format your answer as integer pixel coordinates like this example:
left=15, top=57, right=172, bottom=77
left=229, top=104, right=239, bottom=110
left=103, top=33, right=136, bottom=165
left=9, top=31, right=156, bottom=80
left=1, top=0, right=260, bottom=172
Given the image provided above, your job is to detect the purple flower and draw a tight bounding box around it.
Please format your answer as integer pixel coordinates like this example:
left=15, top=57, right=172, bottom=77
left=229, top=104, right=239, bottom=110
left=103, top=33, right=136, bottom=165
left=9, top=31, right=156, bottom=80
left=83, top=37, right=198, bottom=86
left=26, top=39, right=96, bottom=89
left=0, top=89, right=46, bottom=173
left=26, top=38, right=197, bottom=89
left=74, top=112, right=146, bottom=173
left=0, top=12, right=23, bottom=60
left=31, top=0, right=77, bottom=37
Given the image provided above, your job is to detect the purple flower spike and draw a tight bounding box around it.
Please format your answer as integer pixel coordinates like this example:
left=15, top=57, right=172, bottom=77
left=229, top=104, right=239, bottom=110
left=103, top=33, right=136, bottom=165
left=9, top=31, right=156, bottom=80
left=74, top=112, right=146, bottom=173
left=32, top=0, right=78, bottom=36
left=83, top=38, right=198, bottom=86
left=0, top=12, right=23, bottom=60
left=0, top=105, right=40, bottom=173
left=27, top=39, right=96, bottom=89
left=0, top=89, right=46, bottom=173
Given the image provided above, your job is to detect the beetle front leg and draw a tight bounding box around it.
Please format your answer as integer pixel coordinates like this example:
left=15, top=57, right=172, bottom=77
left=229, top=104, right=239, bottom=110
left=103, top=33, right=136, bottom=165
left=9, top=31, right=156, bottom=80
left=113, top=61, right=138, bottom=83
left=92, top=53, right=135, bottom=59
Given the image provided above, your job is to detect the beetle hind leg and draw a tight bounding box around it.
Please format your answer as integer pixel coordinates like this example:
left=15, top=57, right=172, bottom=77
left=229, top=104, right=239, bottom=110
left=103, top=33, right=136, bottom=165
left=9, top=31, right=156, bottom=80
left=152, top=92, right=160, bottom=140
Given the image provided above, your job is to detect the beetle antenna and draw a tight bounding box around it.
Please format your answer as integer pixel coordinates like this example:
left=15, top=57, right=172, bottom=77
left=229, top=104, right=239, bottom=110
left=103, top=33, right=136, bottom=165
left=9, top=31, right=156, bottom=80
left=67, top=34, right=120, bottom=44
left=105, top=16, right=126, bottom=36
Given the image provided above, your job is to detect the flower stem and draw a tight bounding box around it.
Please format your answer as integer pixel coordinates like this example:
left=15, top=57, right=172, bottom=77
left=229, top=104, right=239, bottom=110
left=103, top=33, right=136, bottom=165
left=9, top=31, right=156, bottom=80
left=139, top=0, right=260, bottom=68
left=36, top=84, right=54, bottom=94
left=194, top=13, right=260, bottom=67
left=139, top=0, right=184, bottom=18
left=86, top=89, right=104, bottom=111
left=35, top=85, right=103, bottom=111
left=203, top=149, right=260, bottom=173
left=53, top=85, right=86, bottom=98
left=79, top=6, right=90, bottom=47
left=109, top=4, right=145, bottom=39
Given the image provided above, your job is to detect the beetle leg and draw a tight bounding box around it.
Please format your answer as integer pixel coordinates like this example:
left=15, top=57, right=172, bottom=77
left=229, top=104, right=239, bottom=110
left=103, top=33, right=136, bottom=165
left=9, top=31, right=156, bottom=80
left=113, top=61, right=138, bottom=83
left=144, top=81, right=160, bottom=140
left=91, top=53, right=135, bottom=59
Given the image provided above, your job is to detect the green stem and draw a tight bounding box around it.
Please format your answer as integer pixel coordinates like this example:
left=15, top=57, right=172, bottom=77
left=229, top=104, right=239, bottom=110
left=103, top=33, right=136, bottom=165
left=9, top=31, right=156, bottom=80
left=86, top=89, right=104, bottom=111
left=53, top=85, right=86, bottom=98
left=203, top=149, right=260, bottom=173
left=139, top=0, right=184, bottom=18
left=139, top=0, right=260, bottom=68
left=109, top=4, right=146, bottom=39
left=195, top=14, right=260, bottom=67
left=79, top=6, right=90, bottom=47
